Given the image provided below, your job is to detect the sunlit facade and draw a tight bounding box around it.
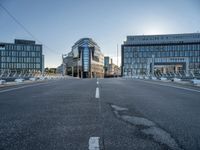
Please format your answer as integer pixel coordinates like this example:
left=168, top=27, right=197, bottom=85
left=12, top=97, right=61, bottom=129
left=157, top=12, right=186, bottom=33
left=121, top=33, right=200, bottom=77
left=64, top=38, right=104, bottom=78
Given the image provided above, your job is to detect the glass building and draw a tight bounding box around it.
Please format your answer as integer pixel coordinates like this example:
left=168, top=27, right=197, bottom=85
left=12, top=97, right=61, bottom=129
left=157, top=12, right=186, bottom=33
left=0, top=39, right=44, bottom=75
left=63, top=38, right=104, bottom=78
left=121, top=33, right=200, bottom=77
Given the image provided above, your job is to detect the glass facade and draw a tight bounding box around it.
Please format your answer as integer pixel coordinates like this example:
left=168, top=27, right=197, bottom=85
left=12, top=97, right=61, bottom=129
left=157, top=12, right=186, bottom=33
left=65, top=38, right=104, bottom=78
left=83, top=44, right=90, bottom=72
left=0, top=39, right=43, bottom=74
left=122, top=33, right=200, bottom=76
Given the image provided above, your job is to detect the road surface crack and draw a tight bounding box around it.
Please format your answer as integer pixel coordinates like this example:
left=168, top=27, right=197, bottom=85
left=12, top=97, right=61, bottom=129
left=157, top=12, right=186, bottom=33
left=110, top=104, right=184, bottom=150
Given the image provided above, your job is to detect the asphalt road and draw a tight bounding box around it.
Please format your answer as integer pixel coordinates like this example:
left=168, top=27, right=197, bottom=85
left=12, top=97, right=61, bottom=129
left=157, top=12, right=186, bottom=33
left=0, top=78, right=200, bottom=150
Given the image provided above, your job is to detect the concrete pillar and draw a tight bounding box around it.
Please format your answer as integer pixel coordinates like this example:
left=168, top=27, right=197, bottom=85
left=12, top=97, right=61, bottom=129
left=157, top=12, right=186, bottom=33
left=72, top=66, right=74, bottom=77
left=42, top=55, right=45, bottom=76
left=186, top=58, right=189, bottom=76
left=151, top=55, right=155, bottom=76
left=175, top=65, right=179, bottom=73
left=77, top=65, right=79, bottom=78
left=163, top=67, right=166, bottom=74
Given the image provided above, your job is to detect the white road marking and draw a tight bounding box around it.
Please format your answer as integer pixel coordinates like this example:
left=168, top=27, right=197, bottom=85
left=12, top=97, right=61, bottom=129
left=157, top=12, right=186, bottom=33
left=0, top=82, right=48, bottom=93
left=96, top=81, right=99, bottom=85
left=135, top=79, right=200, bottom=93
left=88, top=137, right=100, bottom=150
left=95, top=87, right=100, bottom=98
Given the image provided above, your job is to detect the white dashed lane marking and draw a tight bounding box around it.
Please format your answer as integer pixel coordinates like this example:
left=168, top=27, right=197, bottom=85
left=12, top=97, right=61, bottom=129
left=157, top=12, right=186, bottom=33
left=88, top=137, right=100, bottom=150
left=95, top=87, right=100, bottom=99
left=95, top=79, right=100, bottom=99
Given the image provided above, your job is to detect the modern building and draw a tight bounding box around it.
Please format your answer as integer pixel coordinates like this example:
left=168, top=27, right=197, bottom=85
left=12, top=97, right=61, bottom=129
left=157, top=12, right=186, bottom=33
left=104, top=56, right=112, bottom=67
left=121, top=33, right=200, bottom=77
left=104, top=56, right=121, bottom=77
left=0, top=39, right=44, bottom=75
left=62, top=38, right=104, bottom=78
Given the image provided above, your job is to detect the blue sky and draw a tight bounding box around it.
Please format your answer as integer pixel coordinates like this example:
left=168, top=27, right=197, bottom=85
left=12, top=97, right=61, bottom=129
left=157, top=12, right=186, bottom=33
left=0, top=0, right=200, bottom=67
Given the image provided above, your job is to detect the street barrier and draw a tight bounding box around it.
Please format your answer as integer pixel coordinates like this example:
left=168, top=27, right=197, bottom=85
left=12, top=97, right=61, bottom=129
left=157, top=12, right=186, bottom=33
left=192, top=79, right=200, bottom=86
left=39, top=76, right=47, bottom=80
left=151, top=77, right=157, bottom=80
left=160, top=77, right=167, bottom=81
left=173, top=78, right=181, bottom=82
left=139, top=76, right=144, bottom=79
left=0, top=80, right=6, bottom=85
left=15, top=78, right=24, bottom=83
left=29, top=77, right=36, bottom=81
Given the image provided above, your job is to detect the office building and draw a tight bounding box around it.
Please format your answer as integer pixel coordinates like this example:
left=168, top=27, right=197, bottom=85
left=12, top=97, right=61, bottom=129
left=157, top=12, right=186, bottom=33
left=0, top=39, right=44, bottom=75
left=104, top=56, right=120, bottom=77
left=62, top=38, right=104, bottom=78
left=104, top=56, right=112, bottom=67
left=121, top=33, right=200, bottom=77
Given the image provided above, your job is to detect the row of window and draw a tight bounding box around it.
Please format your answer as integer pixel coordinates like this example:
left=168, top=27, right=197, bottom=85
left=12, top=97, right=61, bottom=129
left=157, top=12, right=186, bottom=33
left=124, top=63, right=200, bottom=70
left=128, top=34, right=200, bottom=41
left=1, top=51, right=41, bottom=57
left=1, top=57, right=41, bottom=63
left=124, top=44, right=200, bottom=52
left=5, top=44, right=41, bottom=51
left=124, top=57, right=200, bottom=64
left=124, top=64, right=147, bottom=69
left=124, top=51, right=200, bottom=58
left=1, top=63, right=41, bottom=69
left=124, top=58, right=147, bottom=64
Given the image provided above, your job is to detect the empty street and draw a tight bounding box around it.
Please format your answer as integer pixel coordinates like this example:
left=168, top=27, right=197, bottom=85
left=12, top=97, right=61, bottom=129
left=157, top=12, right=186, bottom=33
left=0, top=78, right=200, bottom=150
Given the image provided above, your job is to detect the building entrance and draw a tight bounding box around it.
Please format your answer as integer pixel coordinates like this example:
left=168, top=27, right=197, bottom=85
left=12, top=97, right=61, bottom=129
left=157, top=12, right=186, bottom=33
left=154, top=64, right=183, bottom=74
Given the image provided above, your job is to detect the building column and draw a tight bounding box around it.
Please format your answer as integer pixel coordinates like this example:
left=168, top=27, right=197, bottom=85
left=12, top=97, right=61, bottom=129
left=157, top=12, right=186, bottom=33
left=72, top=66, right=74, bottom=77
left=163, top=67, right=166, bottom=74
left=175, top=65, right=179, bottom=73
left=77, top=63, right=79, bottom=78
left=42, top=55, right=45, bottom=76
left=151, top=55, right=155, bottom=76
left=185, top=58, right=189, bottom=76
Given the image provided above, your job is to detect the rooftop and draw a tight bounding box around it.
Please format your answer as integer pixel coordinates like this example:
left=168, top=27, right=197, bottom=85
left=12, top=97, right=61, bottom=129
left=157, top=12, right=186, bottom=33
left=124, top=33, right=200, bottom=45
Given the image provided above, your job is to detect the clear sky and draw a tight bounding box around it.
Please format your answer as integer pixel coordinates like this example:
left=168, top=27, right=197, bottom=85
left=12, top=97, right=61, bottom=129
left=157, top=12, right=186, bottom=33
left=0, top=0, right=200, bottom=67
